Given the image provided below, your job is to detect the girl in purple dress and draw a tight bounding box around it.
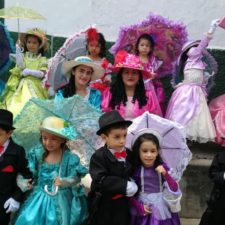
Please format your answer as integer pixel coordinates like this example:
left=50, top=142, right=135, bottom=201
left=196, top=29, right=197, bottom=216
left=165, top=19, right=219, bottom=143
left=130, top=131, right=181, bottom=225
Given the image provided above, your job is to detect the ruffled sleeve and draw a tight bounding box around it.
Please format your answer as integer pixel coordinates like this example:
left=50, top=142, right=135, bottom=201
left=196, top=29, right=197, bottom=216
left=60, top=151, right=88, bottom=187
left=27, top=146, right=43, bottom=179
left=39, top=56, right=48, bottom=71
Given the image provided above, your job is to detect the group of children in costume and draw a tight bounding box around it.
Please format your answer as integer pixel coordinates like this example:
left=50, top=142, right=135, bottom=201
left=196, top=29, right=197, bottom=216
left=0, top=13, right=225, bottom=225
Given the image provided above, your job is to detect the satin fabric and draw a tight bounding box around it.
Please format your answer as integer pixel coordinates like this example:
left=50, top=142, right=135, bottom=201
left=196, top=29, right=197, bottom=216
left=209, top=94, right=225, bottom=146
left=184, top=35, right=211, bottom=71
left=0, top=52, right=49, bottom=117
left=130, top=166, right=180, bottom=225
left=101, top=87, right=162, bottom=119
left=165, top=69, right=216, bottom=143
left=14, top=146, right=88, bottom=225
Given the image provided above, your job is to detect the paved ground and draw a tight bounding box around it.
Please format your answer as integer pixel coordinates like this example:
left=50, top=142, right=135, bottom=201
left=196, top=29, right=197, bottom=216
left=181, top=218, right=200, bottom=225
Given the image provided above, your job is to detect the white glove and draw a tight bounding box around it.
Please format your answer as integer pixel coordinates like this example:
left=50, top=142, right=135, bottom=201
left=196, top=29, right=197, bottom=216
left=48, top=86, right=55, bottom=97
left=126, top=180, right=138, bottom=197
left=22, top=68, right=44, bottom=78
left=208, top=19, right=220, bottom=34
left=4, top=198, right=20, bottom=213
left=16, top=44, right=24, bottom=69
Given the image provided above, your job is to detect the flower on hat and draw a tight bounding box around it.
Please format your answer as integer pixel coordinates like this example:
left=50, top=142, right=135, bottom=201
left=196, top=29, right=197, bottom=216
left=113, top=50, right=145, bottom=71
left=86, top=27, right=99, bottom=44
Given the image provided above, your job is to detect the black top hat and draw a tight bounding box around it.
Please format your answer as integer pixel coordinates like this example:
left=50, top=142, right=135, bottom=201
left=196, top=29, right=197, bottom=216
left=96, top=111, right=132, bottom=135
left=0, top=109, right=15, bottom=130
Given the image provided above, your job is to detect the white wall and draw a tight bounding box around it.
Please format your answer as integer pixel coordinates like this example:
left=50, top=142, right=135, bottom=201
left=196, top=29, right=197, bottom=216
left=4, top=0, right=225, bottom=48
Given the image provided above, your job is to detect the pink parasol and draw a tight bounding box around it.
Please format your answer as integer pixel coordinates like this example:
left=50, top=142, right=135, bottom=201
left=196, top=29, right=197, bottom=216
left=110, top=13, right=188, bottom=77
left=46, top=29, right=88, bottom=90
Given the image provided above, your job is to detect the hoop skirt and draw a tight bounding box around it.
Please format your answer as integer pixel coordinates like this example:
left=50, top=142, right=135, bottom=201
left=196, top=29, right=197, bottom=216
left=165, top=69, right=216, bottom=143
left=0, top=52, right=49, bottom=117
left=14, top=146, right=88, bottom=225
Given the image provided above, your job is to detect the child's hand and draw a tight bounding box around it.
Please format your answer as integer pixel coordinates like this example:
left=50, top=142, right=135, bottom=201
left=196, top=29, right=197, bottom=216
left=208, top=18, right=220, bottom=34
left=150, top=72, right=156, bottom=79
left=54, top=177, right=62, bottom=186
left=143, top=204, right=151, bottom=215
left=155, top=165, right=167, bottom=176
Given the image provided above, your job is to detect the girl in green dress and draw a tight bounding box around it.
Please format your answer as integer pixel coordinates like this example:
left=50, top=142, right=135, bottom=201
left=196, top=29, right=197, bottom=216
left=0, top=28, right=49, bottom=117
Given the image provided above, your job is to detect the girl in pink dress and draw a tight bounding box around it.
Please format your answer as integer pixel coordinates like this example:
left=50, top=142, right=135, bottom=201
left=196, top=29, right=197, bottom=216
left=165, top=20, right=219, bottom=143
left=101, top=50, right=162, bottom=120
left=135, top=34, right=165, bottom=114
left=86, top=28, right=112, bottom=92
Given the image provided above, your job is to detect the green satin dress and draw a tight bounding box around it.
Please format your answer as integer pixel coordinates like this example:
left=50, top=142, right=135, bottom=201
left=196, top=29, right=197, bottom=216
left=0, top=52, right=49, bottom=117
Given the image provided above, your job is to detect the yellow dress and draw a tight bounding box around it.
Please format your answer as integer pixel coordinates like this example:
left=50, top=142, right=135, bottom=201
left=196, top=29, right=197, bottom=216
left=0, top=52, right=49, bottom=117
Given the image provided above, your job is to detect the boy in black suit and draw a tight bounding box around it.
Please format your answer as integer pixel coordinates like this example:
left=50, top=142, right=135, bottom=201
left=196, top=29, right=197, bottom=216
left=0, top=109, right=32, bottom=225
left=89, top=111, right=138, bottom=225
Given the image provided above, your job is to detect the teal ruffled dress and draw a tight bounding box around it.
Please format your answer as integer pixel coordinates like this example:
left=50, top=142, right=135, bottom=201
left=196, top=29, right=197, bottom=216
left=14, top=146, right=88, bottom=225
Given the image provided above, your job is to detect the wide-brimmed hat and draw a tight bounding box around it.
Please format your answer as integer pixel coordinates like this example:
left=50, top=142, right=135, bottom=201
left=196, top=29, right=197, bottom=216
left=112, top=50, right=149, bottom=79
left=176, top=40, right=200, bottom=68
left=19, top=28, right=49, bottom=52
left=96, top=111, right=132, bottom=135
left=40, top=116, right=76, bottom=140
left=62, top=56, right=105, bottom=81
left=0, top=109, right=15, bottom=130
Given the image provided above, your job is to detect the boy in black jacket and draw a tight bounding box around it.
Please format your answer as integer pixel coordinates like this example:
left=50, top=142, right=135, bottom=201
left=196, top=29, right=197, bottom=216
left=89, top=111, right=137, bottom=225
left=0, top=109, right=32, bottom=225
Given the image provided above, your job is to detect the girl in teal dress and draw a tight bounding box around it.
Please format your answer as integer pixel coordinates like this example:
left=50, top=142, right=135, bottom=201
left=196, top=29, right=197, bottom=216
left=14, top=116, right=88, bottom=225
left=0, top=28, right=49, bottom=117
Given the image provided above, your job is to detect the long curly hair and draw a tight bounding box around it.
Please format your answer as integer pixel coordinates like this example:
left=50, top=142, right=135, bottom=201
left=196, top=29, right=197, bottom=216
left=131, top=133, right=163, bottom=171
left=109, top=68, right=147, bottom=110
left=24, top=34, right=45, bottom=55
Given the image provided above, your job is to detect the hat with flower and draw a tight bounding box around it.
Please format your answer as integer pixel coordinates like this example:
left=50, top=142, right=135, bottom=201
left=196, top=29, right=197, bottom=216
left=19, top=28, right=49, bottom=51
left=40, top=116, right=77, bottom=140
left=113, top=50, right=149, bottom=79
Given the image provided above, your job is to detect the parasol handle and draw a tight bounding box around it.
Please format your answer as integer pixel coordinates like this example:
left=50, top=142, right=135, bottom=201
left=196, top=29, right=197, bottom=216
left=44, top=184, right=58, bottom=196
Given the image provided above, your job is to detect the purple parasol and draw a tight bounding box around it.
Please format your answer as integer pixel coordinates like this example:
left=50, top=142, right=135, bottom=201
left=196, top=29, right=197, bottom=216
left=125, top=112, right=192, bottom=180
left=110, top=13, right=188, bottom=77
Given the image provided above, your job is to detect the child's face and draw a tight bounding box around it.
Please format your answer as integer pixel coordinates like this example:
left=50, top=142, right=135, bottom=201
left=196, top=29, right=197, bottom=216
left=138, top=38, right=152, bottom=56
left=72, top=65, right=93, bottom=87
left=139, top=140, right=158, bottom=167
left=0, top=128, right=12, bottom=146
left=26, top=36, right=40, bottom=54
left=122, top=68, right=140, bottom=89
left=88, top=41, right=101, bottom=58
left=41, top=131, right=66, bottom=152
left=101, top=128, right=127, bottom=152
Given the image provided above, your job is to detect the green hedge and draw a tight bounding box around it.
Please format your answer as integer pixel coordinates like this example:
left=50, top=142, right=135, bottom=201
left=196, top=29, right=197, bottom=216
left=3, top=31, right=225, bottom=101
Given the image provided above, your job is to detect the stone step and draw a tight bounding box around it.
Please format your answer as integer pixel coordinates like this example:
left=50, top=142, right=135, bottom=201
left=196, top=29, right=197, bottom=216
left=179, top=141, right=224, bottom=219
left=181, top=218, right=200, bottom=225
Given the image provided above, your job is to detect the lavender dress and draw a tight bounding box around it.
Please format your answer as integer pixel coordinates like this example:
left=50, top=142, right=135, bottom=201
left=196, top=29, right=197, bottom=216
left=130, top=166, right=180, bottom=225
